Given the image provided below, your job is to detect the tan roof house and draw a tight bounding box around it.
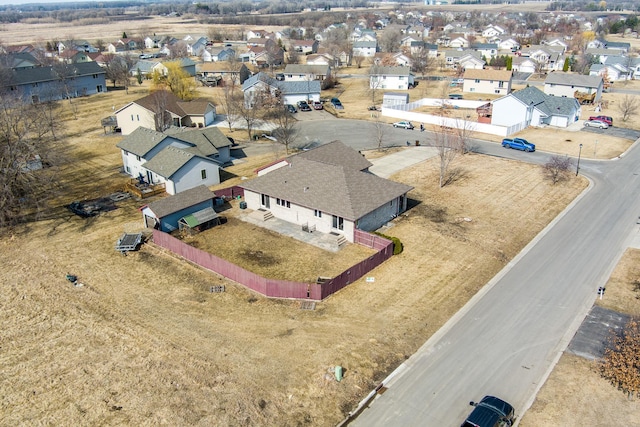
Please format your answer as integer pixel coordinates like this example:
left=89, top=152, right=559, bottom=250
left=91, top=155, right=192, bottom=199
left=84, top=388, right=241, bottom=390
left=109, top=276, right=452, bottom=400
left=115, top=91, right=216, bottom=135
left=462, top=69, right=513, bottom=95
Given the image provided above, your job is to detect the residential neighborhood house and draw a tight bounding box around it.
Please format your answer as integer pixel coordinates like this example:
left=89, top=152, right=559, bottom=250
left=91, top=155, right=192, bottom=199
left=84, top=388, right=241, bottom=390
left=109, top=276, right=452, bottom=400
left=462, top=69, right=512, bottom=96
left=240, top=141, right=413, bottom=243
left=116, top=126, right=232, bottom=195
left=115, top=91, right=216, bottom=135
left=491, top=86, right=581, bottom=132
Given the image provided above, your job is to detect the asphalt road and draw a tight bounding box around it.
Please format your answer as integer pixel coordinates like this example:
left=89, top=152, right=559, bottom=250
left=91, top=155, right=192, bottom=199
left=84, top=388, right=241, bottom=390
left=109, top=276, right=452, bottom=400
left=343, top=132, right=640, bottom=425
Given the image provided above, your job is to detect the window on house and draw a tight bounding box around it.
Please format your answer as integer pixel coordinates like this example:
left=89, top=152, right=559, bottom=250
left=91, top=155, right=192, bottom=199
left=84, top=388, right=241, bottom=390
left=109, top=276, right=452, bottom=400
left=136, top=155, right=141, bottom=161
left=136, top=114, right=140, bottom=121
left=314, top=210, right=322, bottom=218
left=332, top=215, right=344, bottom=230
left=276, top=198, right=291, bottom=208
left=201, top=170, right=207, bottom=179
left=470, top=88, right=475, bottom=92
left=131, top=114, right=134, bottom=121
left=495, top=89, right=501, bottom=94
left=498, top=81, right=504, bottom=88
left=475, top=79, right=480, bottom=83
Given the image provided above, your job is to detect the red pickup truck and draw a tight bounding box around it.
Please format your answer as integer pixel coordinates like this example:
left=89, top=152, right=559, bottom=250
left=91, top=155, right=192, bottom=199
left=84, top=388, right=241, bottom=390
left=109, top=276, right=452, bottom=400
left=589, top=115, right=613, bottom=126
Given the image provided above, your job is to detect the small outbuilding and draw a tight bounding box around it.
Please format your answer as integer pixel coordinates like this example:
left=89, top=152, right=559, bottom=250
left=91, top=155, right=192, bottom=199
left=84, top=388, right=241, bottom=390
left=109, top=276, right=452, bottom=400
left=178, top=206, right=221, bottom=233
left=141, top=185, right=215, bottom=232
left=383, top=92, right=409, bottom=107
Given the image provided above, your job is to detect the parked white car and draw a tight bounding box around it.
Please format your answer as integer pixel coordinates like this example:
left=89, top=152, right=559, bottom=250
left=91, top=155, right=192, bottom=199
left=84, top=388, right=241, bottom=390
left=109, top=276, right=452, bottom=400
left=584, top=119, right=609, bottom=129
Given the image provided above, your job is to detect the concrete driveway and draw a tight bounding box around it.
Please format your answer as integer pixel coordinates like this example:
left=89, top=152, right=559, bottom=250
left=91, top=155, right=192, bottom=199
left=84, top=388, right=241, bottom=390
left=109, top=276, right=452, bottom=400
left=368, top=146, right=439, bottom=178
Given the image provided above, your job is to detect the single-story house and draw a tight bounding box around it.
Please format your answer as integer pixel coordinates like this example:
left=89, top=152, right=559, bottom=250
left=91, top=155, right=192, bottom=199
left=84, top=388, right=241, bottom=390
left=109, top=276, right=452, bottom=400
left=240, top=141, right=413, bottom=243
left=462, top=69, right=512, bottom=95
left=115, top=91, right=216, bottom=135
left=491, top=86, right=581, bottom=130
left=369, top=66, right=414, bottom=90
left=242, top=72, right=321, bottom=106
left=544, top=72, right=604, bottom=102
left=511, top=57, right=537, bottom=74
left=141, top=185, right=215, bottom=232
left=117, top=126, right=231, bottom=195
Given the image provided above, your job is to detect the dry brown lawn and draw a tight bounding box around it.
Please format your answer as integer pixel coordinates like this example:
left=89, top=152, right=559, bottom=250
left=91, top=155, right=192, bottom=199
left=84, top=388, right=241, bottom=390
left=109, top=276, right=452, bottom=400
left=181, top=216, right=377, bottom=283
left=520, top=248, right=640, bottom=426
left=2, top=17, right=640, bottom=426
left=1, top=78, right=593, bottom=425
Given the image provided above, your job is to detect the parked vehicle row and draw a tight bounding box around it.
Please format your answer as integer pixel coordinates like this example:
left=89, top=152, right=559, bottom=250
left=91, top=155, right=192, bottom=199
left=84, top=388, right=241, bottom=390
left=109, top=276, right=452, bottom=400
left=584, top=119, right=609, bottom=129
left=588, top=115, right=613, bottom=126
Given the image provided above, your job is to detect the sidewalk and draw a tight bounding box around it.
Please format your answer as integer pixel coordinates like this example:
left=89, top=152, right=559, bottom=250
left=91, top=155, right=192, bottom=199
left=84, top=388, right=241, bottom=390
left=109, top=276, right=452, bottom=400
left=368, top=146, right=439, bottom=178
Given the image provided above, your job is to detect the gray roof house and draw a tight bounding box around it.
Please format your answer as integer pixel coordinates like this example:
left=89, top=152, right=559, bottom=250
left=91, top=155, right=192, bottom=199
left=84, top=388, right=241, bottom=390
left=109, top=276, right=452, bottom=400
left=1, top=61, right=106, bottom=103
left=242, top=72, right=322, bottom=106
left=544, top=72, right=603, bottom=102
left=141, top=185, right=215, bottom=232
left=491, top=86, right=581, bottom=130
left=282, top=64, right=332, bottom=81
left=116, top=126, right=231, bottom=195
left=241, top=141, right=413, bottom=243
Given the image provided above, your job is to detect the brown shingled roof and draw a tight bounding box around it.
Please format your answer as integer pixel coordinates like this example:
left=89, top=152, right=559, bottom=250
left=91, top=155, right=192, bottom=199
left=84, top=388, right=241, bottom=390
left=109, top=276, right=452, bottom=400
left=463, top=69, right=513, bottom=81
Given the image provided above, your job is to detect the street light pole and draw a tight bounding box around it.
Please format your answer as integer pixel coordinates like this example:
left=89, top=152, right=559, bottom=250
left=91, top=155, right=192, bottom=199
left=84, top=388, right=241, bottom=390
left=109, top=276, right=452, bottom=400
left=576, top=143, right=583, bottom=176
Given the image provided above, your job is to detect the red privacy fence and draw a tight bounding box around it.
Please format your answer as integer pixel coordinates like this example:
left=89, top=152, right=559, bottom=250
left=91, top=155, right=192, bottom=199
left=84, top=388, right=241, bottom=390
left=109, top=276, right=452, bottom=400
left=152, top=229, right=393, bottom=301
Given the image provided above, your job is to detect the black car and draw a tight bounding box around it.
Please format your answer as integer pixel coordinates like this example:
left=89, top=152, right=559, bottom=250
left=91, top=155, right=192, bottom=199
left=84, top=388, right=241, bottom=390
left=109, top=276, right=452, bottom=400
left=285, top=104, right=297, bottom=113
left=297, top=101, right=312, bottom=111
left=461, top=396, right=515, bottom=427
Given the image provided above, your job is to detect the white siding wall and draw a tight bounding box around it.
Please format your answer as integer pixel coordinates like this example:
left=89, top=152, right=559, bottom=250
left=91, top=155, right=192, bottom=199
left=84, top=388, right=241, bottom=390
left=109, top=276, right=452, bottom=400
left=370, top=75, right=413, bottom=90
left=463, top=79, right=510, bottom=95
left=171, top=158, right=220, bottom=194
left=116, top=104, right=156, bottom=136
left=490, top=97, right=527, bottom=127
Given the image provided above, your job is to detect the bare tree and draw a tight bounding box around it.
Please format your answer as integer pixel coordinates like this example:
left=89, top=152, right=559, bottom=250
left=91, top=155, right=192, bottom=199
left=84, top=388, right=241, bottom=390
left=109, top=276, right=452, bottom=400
left=0, top=90, right=58, bottom=226
left=368, top=64, right=383, bottom=107
left=150, top=90, right=173, bottom=132
left=380, top=28, right=402, bottom=53
left=221, top=83, right=241, bottom=132
left=427, top=119, right=470, bottom=188
left=353, top=53, right=365, bottom=69
left=411, top=46, right=432, bottom=77
left=618, top=94, right=638, bottom=122
left=287, top=49, right=301, bottom=65
left=371, top=113, right=388, bottom=151
left=268, top=104, right=299, bottom=154
left=543, top=155, right=573, bottom=184
left=168, top=40, right=189, bottom=59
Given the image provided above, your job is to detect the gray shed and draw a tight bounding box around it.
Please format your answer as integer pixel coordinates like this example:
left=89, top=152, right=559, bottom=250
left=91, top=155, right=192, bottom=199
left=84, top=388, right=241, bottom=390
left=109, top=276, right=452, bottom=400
left=383, top=92, right=409, bottom=107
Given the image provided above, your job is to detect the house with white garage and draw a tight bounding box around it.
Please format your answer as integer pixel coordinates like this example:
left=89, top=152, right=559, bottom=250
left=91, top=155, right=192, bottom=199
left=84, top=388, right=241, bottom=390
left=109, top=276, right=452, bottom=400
left=116, top=126, right=232, bottom=195
left=544, top=72, right=603, bottom=102
left=462, top=69, right=512, bottom=95
left=240, top=141, right=413, bottom=243
left=282, top=64, right=332, bottom=82
left=491, top=86, right=581, bottom=131
left=141, top=185, right=216, bottom=232
left=242, top=72, right=321, bottom=106
left=369, top=66, right=414, bottom=90
left=115, top=91, right=216, bottom=136
left=511, top=56, right=537, bottom=74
